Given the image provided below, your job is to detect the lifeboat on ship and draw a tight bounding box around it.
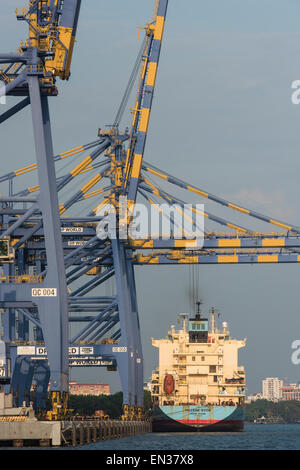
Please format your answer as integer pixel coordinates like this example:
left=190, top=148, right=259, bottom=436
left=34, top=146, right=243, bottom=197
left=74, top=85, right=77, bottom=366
left=164, top=373, right=175, bottom=395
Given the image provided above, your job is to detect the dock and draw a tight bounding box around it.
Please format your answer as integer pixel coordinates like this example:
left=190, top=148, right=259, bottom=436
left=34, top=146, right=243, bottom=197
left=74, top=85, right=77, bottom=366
left=0, top=391, right=151, bottom=447
left=0, top=418, right=151, bottom=447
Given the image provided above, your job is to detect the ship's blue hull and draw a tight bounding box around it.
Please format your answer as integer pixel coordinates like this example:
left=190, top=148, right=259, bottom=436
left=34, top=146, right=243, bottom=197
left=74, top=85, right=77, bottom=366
left=152, top=405, right=244, bottom=432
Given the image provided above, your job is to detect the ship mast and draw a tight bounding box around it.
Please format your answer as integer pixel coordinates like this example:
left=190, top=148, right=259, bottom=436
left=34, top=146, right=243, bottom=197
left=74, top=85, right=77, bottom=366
left=211, top=307, right=215, bottom=334
left=178, top=313, right=188, bottom=333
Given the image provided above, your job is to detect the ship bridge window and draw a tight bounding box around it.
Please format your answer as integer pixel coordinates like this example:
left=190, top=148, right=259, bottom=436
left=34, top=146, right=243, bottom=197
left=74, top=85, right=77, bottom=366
left=191, top=322, right=208, bottom=331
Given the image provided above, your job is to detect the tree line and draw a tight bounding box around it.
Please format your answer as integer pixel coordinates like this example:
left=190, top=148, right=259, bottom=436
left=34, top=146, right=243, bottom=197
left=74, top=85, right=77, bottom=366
left=68, top=394, right=300, bottom=423
left=245, top=399, right=300, bottom=424
left=68, top=390, right=152, bottom=419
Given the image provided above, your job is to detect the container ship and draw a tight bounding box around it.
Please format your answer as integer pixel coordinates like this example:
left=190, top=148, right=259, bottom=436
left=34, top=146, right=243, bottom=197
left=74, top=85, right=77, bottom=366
left=150, top=306, right=246, bottom=432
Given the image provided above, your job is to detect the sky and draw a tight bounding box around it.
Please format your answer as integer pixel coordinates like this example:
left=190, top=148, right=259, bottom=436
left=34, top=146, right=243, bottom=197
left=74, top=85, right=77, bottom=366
left=2, top=0, right=300, bottom=395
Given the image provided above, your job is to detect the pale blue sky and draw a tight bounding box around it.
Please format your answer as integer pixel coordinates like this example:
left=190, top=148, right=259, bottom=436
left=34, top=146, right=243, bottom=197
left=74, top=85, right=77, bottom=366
left=2, top=1, right=300, bottom=395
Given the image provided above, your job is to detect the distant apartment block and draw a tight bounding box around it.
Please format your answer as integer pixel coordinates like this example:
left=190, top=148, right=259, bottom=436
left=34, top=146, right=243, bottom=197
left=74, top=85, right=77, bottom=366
left=247, top=379, right=300, bottom=402
left=262, top=377, right=283, bottom=401
left=69, top=381, right=110, bottom=396
left=281, top=383, right=300, bottom=401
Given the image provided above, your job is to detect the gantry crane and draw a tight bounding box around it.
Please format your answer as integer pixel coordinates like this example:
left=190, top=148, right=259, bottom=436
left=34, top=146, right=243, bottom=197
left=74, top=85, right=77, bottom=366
left=0, top=0, right=82, bottom=418
left=0, top=0, right=300, bottom=421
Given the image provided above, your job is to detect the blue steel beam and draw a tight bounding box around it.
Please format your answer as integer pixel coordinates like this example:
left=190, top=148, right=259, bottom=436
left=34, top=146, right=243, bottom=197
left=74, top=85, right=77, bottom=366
left=0, top=97, right=30, bottom=124
left=70, top=266, right=115, bottom=297
left=71, top=301, right=118, bottom=343
left=27, top=75, right=69, bottom=395
left=88, top=313, right=120, bottom=342
left=0, top=139, right=104, bottom=184
left=111, top=238, right=143, bottom=408
left=131, top=252, right=300, bottom=265
left=138, top=184, right=251, bottom=234
left=142, top=162, right=300, bottom=233
left=129, top=235, right=300, bottom=250
left=125, top=0, right=169, bottom=211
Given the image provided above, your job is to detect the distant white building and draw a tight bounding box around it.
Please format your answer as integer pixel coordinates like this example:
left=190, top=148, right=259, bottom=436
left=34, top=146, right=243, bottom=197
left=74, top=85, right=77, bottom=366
left=262, top=377, right=283, bottom=401
left=245, top=393, right=263, bottom=403
left=143, top=381, right=152, bottom=392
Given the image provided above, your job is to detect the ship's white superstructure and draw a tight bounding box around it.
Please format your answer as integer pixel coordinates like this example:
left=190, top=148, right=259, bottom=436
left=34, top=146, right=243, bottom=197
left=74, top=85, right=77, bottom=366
left=151, top=308, right=246, bottom=407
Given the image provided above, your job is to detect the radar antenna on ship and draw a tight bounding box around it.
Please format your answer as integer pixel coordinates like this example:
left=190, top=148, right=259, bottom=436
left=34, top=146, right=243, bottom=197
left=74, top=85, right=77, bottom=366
left=196, top=300, right=202, bottom=316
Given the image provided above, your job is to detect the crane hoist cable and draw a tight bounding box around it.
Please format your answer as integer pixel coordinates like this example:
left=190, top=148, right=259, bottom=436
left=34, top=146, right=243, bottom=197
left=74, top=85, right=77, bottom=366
left=113, top=35, right=147, bottom=129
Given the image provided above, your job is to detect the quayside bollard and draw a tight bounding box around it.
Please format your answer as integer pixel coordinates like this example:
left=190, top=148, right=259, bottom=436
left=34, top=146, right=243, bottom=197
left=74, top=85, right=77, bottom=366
left=79, top=423, right=84, bottom=446
left=86, top=423, right=91, bottom=444
left=92, top=423, right=97, bottom=443
left=72, top=423, right=77, bottom=446
left=104, top=422, right=109, bottom=440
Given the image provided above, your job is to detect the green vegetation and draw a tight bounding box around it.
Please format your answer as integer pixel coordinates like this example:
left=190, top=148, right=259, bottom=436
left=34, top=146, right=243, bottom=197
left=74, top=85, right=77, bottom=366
left=68, top=390, right=152, bottom=418
left=246, top=400, right=300, bottom=424
left=67, top=395, right=300, bottom=423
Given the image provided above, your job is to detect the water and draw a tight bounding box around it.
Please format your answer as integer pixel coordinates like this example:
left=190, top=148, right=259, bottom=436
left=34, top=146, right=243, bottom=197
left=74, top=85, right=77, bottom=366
left=65, top=424, right=300, bottom=450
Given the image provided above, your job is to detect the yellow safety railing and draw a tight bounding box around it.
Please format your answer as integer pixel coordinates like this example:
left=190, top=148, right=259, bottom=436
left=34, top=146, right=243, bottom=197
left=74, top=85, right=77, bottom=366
left=0, top=275, right=43, bottom=284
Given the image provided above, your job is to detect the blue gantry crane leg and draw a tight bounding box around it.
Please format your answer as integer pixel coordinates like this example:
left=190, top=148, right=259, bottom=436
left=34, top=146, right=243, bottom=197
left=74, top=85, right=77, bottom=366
left=111, top=239, right=144, bottom=419
left=28, top=76, right=69, bottom=403
left=0, top=75, right=70, bottom=414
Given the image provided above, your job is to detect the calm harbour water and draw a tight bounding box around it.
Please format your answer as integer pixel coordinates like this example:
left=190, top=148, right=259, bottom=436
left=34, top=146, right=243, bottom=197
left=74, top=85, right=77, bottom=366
left=63, top=423, right=300, bottom=451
